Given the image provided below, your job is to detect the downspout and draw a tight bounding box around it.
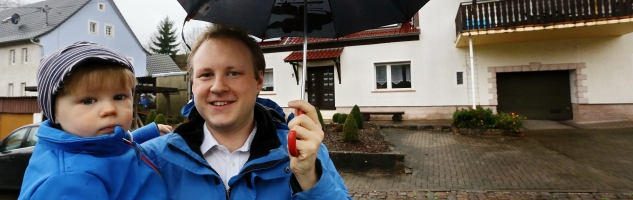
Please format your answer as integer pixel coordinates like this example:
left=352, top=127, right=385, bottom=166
left=30, top=38, right=44, bottom=58
left=468, top=37, right=476, bottom=109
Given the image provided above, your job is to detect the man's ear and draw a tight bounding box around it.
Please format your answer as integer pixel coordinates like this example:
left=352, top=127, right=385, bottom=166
left=257, top=70, right=264, bottom=88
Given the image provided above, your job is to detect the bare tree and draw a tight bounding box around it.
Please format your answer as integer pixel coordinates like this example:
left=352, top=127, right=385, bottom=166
left=0, top=0, right=24, bottom=10
left=180, top=25, right=211, bottom=54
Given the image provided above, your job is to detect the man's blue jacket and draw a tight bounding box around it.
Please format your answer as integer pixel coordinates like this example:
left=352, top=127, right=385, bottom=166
left=141, top=104, right=352, bottom=199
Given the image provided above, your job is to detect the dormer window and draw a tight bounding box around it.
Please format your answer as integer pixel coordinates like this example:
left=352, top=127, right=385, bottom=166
left=98, top=3, right=105, bottom=11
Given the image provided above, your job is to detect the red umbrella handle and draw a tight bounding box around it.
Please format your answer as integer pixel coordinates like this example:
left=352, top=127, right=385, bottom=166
left=287, top=109, right=304, bottom=157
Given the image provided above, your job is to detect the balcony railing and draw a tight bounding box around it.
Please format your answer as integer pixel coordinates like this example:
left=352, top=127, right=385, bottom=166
left=455, top=0, right=633, bottom=36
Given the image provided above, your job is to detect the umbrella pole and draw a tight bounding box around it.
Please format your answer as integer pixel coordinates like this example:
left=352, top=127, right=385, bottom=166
left=300, top=0, right=308, bottom=101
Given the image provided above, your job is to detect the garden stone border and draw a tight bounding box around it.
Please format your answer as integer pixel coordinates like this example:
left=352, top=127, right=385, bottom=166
left=329, top=151, right=405, bottom=173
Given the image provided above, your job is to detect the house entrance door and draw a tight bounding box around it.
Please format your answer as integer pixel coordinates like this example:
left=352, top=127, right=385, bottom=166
left=306, top=66, right=335, bottom=110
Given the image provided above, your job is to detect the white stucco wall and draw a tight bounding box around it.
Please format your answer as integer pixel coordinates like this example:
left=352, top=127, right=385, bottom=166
left=0, top=43, right=40, bottom=97
left=262, top=0, right=633, bottom=111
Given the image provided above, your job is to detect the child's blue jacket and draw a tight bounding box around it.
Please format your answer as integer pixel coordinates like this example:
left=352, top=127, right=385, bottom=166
left=18, top=120, right=167, bottom=200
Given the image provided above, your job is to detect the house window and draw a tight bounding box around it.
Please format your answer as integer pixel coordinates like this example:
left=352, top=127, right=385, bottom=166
left=9, top=49, right=15, bottom=65
left=22, top=48, right=28, bottom=63
left=98, top=3, right=105, bottom=11
left=8, top=83, right=13, bottom=96
left=105, top=24, right=114, bottom=38
left=262, top=69, right=274, bottom=91
left=20, top=82, right=26, bottom=96
left=375, top=63, right=411, bottom=89
left=89, top=21, right=98, bottom=35
left=456, top=71, right=464, bottom=85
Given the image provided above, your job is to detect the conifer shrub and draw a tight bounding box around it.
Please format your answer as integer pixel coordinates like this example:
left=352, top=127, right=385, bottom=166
left=350, top=105, right=363, bottom=129
left=154, top=114, right=168, bottom=125
left=145, top=110, right=157, bottom=125
left=337, top=113, right=348, bottom=124
left=332, top=113, right=340, bottom=124
left=342, top=113, right=359, bottom=142
left=316, top=107, right=325, bottom=130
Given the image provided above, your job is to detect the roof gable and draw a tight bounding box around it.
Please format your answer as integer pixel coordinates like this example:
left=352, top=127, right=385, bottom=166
left=0, top=0, right=90, bottom=44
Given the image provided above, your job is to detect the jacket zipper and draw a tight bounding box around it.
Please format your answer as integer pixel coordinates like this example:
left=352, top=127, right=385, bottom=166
left=226, top=189, right=230, bottom=200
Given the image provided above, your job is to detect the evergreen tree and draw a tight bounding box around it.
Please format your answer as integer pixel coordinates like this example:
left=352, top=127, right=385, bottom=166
left=149, top=16, right=180, bottom=58
left=342, top=114, right=359, bottom=142
left=316, top=107, right=325, bottom=130
left=350, top=105, right=363, bottom=129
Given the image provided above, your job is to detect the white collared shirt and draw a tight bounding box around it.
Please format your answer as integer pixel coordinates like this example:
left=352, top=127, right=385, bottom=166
left=200, top=122, right=257, bottom=189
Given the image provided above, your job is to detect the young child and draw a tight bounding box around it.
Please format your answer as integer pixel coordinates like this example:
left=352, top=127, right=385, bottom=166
left=19, top=42, right=167, bottom=199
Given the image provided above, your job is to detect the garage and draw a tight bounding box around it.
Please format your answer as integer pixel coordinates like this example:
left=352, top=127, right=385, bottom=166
left=0, top=97, right=39, bottom=139
left=496, top=70, right=573, bottom=120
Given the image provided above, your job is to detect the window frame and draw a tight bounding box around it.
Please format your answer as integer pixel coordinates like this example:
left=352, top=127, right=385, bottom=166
left=97, top=3, right=105, bottom=11
left=8, top=83, right=13, bottom=96
left=373, top=61, right=413, bottom=91
left=456, top=71, right=465, bottom=86
left=22, top=48, right=27, bottom=64
left=105, top=24, right=114, bottom=38
left=89, top=20, right=98, bottom=35
left=20, top=82, right=26, bottom=96
left=261, top=69, right=274, bottom=92
left=9, top=49, right=15, bottom=65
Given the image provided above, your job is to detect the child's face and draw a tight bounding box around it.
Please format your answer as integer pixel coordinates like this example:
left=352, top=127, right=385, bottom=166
left=54, top=83, right=133, bottom=137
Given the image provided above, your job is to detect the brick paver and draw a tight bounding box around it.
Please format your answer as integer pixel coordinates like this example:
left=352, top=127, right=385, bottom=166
left=347, top=190, right=633, bottom=200
left=342, top=127, right=633, bottom=192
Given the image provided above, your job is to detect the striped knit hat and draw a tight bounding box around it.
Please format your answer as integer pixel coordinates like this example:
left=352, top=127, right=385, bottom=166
left=37, top=41, right=134, bottom=123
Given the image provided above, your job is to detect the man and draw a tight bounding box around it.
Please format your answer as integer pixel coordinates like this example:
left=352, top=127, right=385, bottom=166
left=142, top=24, right=351, bottom=199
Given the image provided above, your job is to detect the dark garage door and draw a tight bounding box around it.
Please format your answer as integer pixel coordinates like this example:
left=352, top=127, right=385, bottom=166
left=497, top=71, right=572, bottom=120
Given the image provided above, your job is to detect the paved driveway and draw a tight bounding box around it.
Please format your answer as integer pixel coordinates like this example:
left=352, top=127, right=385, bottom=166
left=341, top=127, right=633, bottom=192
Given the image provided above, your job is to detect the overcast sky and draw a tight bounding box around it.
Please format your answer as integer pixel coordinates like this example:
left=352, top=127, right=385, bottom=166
left=21, top=0, right=211, bottom=52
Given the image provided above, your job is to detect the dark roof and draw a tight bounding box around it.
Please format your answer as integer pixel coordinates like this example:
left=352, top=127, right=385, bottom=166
left=0, top=0, right=90, bottom=44
left=146, top=54, right=182, bottom=75
left=260, top=23, right=420, bottom=47
left=284, top=48, right=343, bottom=62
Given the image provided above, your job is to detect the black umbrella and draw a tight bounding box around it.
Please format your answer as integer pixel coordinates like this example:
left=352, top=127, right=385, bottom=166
left=178, top=0, right=429, bottom=156
left=179, top=0, right=428, bottom=99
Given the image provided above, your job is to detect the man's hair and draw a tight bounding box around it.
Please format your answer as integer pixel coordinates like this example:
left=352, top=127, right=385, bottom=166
left=58, top=63, right=136, bottom=97
left=187, top=24, right=265, bottom=82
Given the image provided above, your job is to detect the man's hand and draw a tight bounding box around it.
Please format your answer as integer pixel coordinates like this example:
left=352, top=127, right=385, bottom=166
left=287, top=100, right=324, bottom=191
left=157, top=124, right=173, bottom=135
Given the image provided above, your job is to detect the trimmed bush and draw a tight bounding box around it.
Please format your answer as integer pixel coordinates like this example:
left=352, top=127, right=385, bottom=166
left=154, top=114, right=168, bottom=125
left=452, top=105, right=525, bottom=132
left=332, top=113, right=340, bottom=124
left=316, top=107, right=325, bottom=130
left=350, top=105, right=363, bottom=129
left=342, top=113, right=359, bottom=142
left=145, top=110, right=157, bottom=125
left=337, top=113, right=348, bottom=124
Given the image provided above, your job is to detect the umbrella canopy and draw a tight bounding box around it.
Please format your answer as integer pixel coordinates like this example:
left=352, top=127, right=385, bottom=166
left=178, top=0, right=429, bottom=39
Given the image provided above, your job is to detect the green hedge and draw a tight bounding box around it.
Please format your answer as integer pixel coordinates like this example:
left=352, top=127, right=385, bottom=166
left=342, top=113, right=359, bottom=142
left=145, top=110, right=157, bottom=125
left=452, top=105, right=525, bottom=132
left=350, top=105, right=363, bottom=129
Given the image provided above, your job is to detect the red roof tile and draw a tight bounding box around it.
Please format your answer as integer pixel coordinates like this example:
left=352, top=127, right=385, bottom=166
left=260, top=23, right=419, bottom=47
left=283, top=48, right=343, bottom=62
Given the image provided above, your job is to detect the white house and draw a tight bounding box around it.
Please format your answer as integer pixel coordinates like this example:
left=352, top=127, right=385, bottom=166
left=261, top=0, right=633, bottom=122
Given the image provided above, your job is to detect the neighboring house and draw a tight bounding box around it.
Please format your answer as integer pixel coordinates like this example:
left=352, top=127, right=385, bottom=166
left=145, top=54, right=187, bottom=119
left=0, top=0, right=148, bottom=97
left=0, top=0, right=147, bottom=129
left=261, top=0, right=633, bottom=122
